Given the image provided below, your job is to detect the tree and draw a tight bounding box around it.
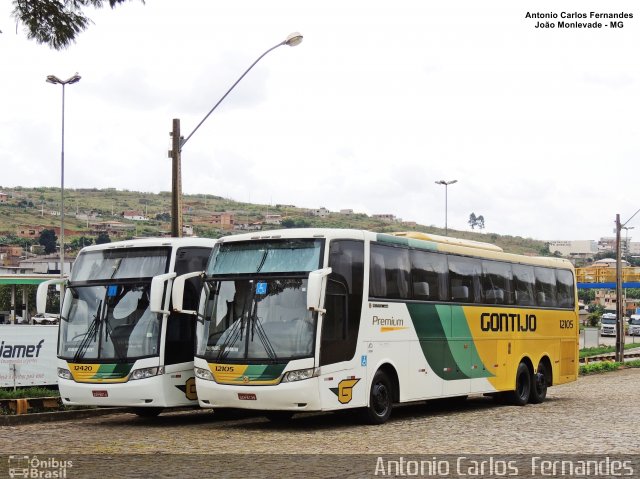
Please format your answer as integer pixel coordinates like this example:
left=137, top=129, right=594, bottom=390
left=11, top=0, right=142, bottom=50
left=468, top=213, right=477, bottom=230
left=70, top=236, right=94, bottom=250
left=38, top=229, right=58, bottom=254
left=476, top=215, right=485, bottom=230
left=95, top=232, right=111, bottom=245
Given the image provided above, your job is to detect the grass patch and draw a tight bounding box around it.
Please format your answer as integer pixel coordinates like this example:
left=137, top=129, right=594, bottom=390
left=580, top=360, right=640, bottom=375
left=580, top=343, right=640, bottom=358
left=0, top=387, right=59, bottom=399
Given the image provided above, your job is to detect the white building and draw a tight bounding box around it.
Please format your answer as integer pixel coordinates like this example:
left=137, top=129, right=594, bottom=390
left=547, top=240, right=598, bottom=258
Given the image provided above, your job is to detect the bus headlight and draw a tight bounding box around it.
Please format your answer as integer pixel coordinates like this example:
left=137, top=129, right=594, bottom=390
left=194, top=367, right=214, bottom=381
left=130, top=366, right=164, bottom=381
left=281, top=368, right=317, bottom=383
left=57, top=368, right=72, bottom=380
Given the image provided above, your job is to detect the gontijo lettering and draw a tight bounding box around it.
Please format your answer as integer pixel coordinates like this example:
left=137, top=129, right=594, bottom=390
left=0, top=339, right=45, bottom=358
left=481, top=312, right=537, bottom=332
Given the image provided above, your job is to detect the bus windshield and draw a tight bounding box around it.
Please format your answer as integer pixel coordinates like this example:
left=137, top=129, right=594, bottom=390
left=59, top=283, right=161, bottom=361
left=198, top=238, right=323, bottom=362
left=197, top=278, right=315, bottom=362
left=59, top=247, right=170, bottom=361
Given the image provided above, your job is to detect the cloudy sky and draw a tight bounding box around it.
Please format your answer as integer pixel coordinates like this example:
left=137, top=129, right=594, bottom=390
left=1, top=1, right=638, bottom=241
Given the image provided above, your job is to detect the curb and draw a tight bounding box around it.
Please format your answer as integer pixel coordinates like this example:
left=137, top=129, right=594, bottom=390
left=0, top=407, right=128, bottom=426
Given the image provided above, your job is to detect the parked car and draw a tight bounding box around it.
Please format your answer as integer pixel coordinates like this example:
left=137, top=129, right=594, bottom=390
left=629, top=315, right=640, bottom=336
left=600, top=313, right=617, bottom=337
left=32, top=313, right=60, bottom=325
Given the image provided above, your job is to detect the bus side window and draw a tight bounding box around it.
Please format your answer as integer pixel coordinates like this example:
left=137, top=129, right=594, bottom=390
left=321, top=240, right=364, bottom=366
left=556, top=269, right=575, bottom=308
left=369, top=244, right=410, bottom=299
left=410, top=250, right=448, bottom=301
left=513, top=264, right=536, bottom=306
left=481, top=260, right=513, bottom=305
left=535, top=267, right=558, bottom=308
left=448, top=256, right=482, bottom=303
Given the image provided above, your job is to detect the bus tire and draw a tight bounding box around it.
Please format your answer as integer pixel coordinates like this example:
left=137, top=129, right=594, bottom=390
left=361, top=370, right=393, bottom=424
left=132, top=407, right=163, bottom=418
left=529, top=362, right=548, bottom=404
left=508, top=362, right=531, bottom=406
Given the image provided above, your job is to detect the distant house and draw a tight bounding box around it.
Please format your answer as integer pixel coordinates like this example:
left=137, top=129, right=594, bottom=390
left=16, top=226, right=45, bottom=239
left=310, top=207, right=330, bottom=217
left=263, top=214, right=282, bottom=225
left=90, top=221, right=135, bottom=237
left=182, top=224, right=194, bottom=237
left=211, top=212, right=235, bottom=230
left=372, top=214, right=397, bottom=223
left=339, top=209, right=354, bottom=215
left=0, top=192, right=8, bottom=203
left=122, top=211, right=148, bottom=221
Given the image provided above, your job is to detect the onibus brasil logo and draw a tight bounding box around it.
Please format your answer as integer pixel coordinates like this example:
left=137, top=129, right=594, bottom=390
left=8, top=455, right=73, bottom=478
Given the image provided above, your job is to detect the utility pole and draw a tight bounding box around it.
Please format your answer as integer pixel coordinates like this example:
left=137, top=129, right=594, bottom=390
left=615, top=214, right=624, bottom=362
left=170, top=119, right=183, bottom=237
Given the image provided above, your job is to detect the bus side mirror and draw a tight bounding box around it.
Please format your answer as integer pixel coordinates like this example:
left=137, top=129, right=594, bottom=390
left=36, top=279, right=66, bottom=314
left=307, top=267, right=332, bottom=313
left=172, top=271, right=203, bottom=315
left=150, top=272, right=177, bottom=315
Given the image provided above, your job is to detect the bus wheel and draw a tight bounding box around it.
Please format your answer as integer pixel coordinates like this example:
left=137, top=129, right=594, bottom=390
left=132, top=407, right=163, bottom=418
left=508, top=362, right=531, bottom=406
left=529, top=362, right=548, bottom=404
left=361, top=370, right=393, bottom=424
left=264, top=411, right=294, bottom=423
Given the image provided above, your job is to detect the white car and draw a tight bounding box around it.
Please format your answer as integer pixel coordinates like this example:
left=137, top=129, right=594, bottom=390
left=600, top=313, right=617, bottom=337
left=629, top=315, right=640, bottom=336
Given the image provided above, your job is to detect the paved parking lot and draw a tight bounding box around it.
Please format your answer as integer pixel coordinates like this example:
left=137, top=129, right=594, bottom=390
left=1, top=369, right=638, bottom=456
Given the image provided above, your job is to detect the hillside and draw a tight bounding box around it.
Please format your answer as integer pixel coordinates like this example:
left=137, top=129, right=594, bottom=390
left=0, top=186, right=548, bottom=255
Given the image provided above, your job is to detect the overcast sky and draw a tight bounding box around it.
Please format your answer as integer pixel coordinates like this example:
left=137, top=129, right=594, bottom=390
left=1, top=1, right=638, bottom=242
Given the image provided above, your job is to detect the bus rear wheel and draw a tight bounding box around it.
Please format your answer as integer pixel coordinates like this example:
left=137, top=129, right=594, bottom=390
left=361, top=370, right=393, bottom=425
left=508, top=362, right=531, bottom=406
left=529, top=362, right=548, bottom=404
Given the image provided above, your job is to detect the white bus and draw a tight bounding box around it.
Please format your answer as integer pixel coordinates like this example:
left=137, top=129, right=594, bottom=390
left=172, top=229, right=578, bottom=424
left=37, top=237, right=215, bottom=416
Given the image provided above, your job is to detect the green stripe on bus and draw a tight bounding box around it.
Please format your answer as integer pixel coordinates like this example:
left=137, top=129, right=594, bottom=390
left=376, top=234, right=438, bottom=251
left=406, top=304, right=491, bottom=380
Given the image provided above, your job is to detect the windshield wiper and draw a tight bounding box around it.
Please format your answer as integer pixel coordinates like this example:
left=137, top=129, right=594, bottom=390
left=248, top=298, right=278, bottom=362
left=73, top=300, right=102, bottom=362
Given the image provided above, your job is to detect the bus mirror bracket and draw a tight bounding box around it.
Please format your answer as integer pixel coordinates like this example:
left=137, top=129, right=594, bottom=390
left=150, top=272, right=177, bottom=315
left=36, top=278, right=66, bottom=314
left=172, top=271, right=203, bottom=315
left=307, top=267, right=332, bottom=313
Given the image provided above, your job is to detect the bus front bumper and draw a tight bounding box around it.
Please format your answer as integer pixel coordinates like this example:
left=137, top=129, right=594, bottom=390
left=196, top=377, right=322, bottom=412
left=59, top=375, right=181, bottom=408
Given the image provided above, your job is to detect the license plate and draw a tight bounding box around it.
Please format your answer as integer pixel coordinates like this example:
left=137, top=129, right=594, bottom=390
left=92, top=390, right=108, bottom=397
left=237, top=393, right=256, bottom=401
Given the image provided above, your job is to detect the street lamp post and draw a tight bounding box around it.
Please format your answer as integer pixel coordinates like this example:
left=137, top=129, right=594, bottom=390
left=46, top=73, right=81, bottom=298
left=435, top=179, right=458, bottom=236
left=169, top=32, right=303, bottom=237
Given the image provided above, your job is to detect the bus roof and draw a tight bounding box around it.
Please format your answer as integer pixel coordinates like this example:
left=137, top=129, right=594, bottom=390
left=391, top=231, right=504, bottom=252
left=215, top=228, right=573, bottom=270
left=78, top=237, right=217, bottom=253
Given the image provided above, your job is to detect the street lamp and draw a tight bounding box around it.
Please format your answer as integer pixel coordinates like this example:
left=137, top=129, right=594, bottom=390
left=435, top=179, right=458, bottom=236
left=46, top=73, right=81, bottom=288
left=169, top=32, right=303, bottom=236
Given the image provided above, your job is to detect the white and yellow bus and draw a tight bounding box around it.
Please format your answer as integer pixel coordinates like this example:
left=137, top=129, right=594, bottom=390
left=173, top=229, right=578, bottom=424
left=37, top=237, right=216, bottom=416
